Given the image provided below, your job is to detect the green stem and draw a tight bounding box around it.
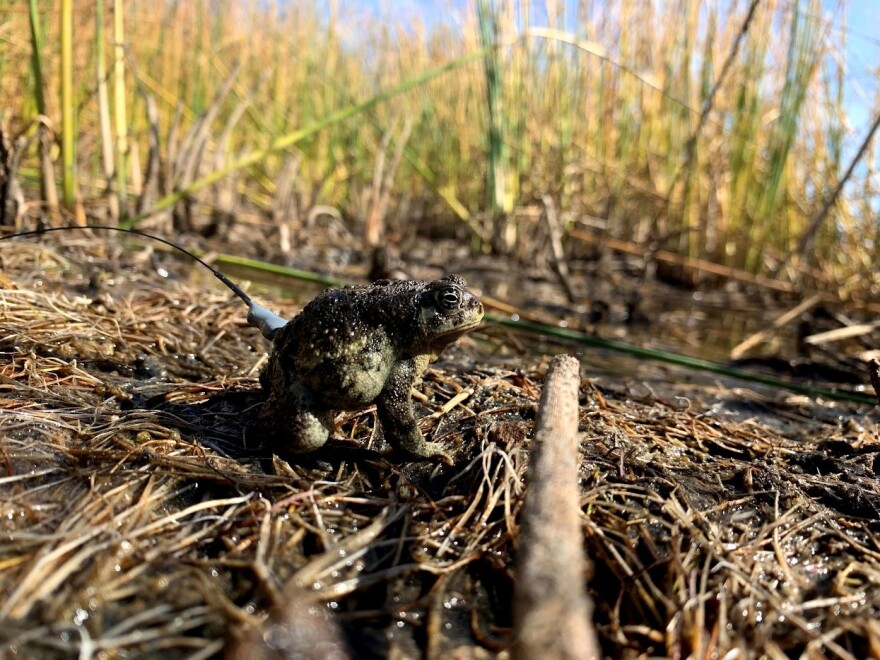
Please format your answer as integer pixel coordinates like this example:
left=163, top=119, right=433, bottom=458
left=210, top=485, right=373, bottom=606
left=26, top=0, right=47, bottom=114
left=486, top=314, right=874, bottom=405
left=183, top=248, right=875, bottom=406
left=60, top=0, right=75, bottom=209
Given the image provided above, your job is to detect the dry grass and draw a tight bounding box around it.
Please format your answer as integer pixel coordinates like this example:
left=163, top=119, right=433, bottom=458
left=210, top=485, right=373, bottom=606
left=580, top=387, right=880, bottom=658
left=1, top=1, right=878, bottom=295
left=2, top=237, right=880, bottom=657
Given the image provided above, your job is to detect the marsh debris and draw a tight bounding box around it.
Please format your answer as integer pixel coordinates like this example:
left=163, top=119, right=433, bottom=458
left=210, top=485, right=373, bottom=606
left=1, top=237, right=880, bottom=658
left=515, top=355, right=600, bottom=659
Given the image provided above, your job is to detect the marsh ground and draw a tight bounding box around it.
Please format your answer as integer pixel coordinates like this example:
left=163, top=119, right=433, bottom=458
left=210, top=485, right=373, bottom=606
left=1, top=232, right=879, bottom=658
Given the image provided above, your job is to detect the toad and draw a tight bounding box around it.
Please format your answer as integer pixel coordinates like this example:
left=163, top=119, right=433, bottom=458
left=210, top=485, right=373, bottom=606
left=0, top=226, right=484, bottom=463
left=258, top=275, right=483, bottom=462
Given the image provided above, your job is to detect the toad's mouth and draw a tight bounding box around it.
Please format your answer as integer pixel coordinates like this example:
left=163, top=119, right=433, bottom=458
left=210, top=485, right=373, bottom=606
left=429, top=309, right=484, bottom=343
left=436, top=321, right=481, bottom=339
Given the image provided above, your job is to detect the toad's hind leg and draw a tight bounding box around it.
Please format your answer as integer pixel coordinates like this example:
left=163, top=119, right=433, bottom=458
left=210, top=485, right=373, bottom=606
left=258, top=387, right=334, bottom=454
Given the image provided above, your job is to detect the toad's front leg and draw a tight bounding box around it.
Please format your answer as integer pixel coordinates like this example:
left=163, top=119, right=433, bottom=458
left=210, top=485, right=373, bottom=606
left=375, top=358, right=453, bottom=464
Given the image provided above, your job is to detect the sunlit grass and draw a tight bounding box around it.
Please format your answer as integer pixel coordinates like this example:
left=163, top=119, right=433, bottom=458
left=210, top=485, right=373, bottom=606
left=2, top=0, right=877, bottom=295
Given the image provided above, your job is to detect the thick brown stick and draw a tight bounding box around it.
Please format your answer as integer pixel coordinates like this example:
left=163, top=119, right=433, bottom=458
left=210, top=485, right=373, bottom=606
left=514, top=355, right=600, bottom=660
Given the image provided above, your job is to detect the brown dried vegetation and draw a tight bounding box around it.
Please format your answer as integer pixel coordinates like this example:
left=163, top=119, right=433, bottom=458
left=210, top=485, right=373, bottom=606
left=2, top=238, right=880, bottom=658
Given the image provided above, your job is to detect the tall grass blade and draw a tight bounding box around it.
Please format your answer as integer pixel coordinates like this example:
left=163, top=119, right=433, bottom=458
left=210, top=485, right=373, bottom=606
left=113, top=0, right=128, bottom=215
left=476, top=0, right=512, bottom=249
left=26, top=0, right=57, bottom=212
left=95, top=0, right=118, bottom=223
left=59, top=0, right=75, bottom=210
left=26, top=0, right=47, bottom=116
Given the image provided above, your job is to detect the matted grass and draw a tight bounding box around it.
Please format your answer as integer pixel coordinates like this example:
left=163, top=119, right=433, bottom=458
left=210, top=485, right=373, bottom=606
left=1, top=236, right=880, bottom=657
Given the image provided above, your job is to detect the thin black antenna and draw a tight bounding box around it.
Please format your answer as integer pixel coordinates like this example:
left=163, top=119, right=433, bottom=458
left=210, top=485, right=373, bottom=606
left=0, top=224, right=254, bottom=306
left=0, top=224, right=288, bottom=340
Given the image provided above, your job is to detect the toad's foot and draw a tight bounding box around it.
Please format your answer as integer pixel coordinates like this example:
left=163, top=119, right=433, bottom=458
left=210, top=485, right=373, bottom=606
left=400, top=440, right=455, bottom=466
left=377, top=383, right=454, bottom=465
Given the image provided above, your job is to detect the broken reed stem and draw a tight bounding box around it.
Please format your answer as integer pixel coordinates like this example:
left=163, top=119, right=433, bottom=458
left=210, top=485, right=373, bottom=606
left=789, top=109, right=880, bottom=272
left=514, top=354, right=600, bottom=660
left=729, top=291, right=825, bottom=359
left=867, top=359, right=880, bottom=406
left=542, top=194, right=576, bottom=303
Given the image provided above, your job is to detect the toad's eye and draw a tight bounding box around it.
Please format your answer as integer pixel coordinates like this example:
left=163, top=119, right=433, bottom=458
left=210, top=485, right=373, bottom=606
left=435, top=285, right=462, bottom=311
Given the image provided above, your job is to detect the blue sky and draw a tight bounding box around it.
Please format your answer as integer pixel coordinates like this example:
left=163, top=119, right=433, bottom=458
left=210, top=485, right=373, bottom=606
left=826, top=2, right=879, bottom=133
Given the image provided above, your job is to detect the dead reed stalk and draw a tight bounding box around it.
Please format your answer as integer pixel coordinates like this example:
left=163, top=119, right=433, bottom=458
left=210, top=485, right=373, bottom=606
left=514, top=355, right=600, bottom=660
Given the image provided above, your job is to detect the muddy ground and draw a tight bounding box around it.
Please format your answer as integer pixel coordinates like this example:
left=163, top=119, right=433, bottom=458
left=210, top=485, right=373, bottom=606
left=1, top=232, right=880, bottom=658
